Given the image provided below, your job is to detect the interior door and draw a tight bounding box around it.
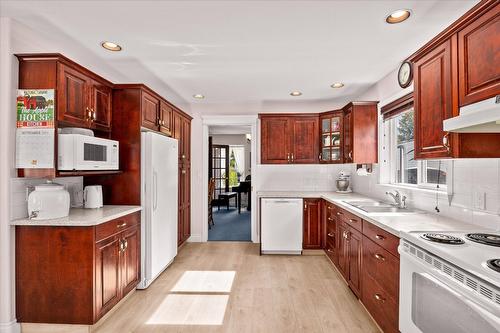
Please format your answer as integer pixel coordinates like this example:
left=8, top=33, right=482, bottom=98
left=211, top=145, right=230, bottom=202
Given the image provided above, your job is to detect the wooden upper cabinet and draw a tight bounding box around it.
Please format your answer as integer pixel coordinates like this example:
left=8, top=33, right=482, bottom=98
left=260, top=116, right=291, bottom=164
left=141, top=91, right=160, bottom=131
left=57, top=63, right=90, bottom=126
left=181, top=116, right=191, bottom=161
left=343, top=102, right=378, bottom=164
left=458, top=2, right=500, bottom=106
left=303, top=198, right=322, bottom=249
left=90, top=80, right=112, bottom=132
left=413, top=39, right=456, bottom=159
left=320, top=112, right=343, bottom=163
left=57, top=63, right=113, bottom=132
left=291, top=116, right=319, bottom=164
left=159, top=101, right=173, bottom=135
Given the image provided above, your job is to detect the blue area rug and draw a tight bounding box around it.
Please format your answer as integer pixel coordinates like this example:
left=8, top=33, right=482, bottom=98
left=208, top=208, right=251, bottom=241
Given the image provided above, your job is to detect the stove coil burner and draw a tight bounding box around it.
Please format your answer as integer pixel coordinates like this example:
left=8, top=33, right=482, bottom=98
left=465, top=233, right=500, bottom=247
left=421, top=233, right=465, bottom=245
left=486, top=259, right=500, bottom=273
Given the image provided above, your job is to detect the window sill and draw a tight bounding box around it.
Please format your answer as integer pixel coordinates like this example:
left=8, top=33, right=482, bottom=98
left=376, top=183, right=448, bottom=197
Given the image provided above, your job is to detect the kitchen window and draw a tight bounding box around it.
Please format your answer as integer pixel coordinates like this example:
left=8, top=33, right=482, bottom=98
left=382, top=93, right=447, bottom=191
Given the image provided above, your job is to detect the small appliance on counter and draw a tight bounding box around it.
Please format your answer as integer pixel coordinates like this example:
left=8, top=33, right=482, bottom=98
left=27, top=180, right=70, bottom=220
left=335, top=170, right=352, bottom=193
left=84, top=185, right=103, bottom=209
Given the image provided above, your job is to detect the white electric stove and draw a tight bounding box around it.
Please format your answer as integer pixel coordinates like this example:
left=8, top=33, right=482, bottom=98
left=399, top=230, right=500, bottom=333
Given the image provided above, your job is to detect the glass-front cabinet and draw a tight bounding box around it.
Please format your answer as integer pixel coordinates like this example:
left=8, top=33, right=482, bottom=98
left=320, top=111, right=343, bottom=163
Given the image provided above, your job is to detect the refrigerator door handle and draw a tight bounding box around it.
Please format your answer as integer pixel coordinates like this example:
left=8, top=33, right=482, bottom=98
left=153, top=170, right=158, bottom=211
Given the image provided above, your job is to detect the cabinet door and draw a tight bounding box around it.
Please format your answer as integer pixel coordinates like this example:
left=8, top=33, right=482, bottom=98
left=337, top=223, right=349, bottom=280
left=291, top=116, right=319, bottom=164
left=320, top=113, right=343, bottom=163
left=95, top=235, right=121, bottom=319
left=458, top=3, right=500, bottom=106
left=90, top=80, right=112, bottom=132
left=347, top=228, right=362, bottom=298
left=160, top=101, right=173, bottom=135
left=120, top=226, right=140, bottom=296
left=303, top=198, right=322, bottom=249
left=260, top=117, right=291, bottom=164
left=57, top=63, right=90, bottom=127
left=414, top=39, right=456, bottom=159
left=141, top=91, right=160, bottom=131
left=343, top=109, right=353, bottom=163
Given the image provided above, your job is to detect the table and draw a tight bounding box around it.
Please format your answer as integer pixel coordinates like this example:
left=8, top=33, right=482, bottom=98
left=232, top=181, right=251, bottom=214
left=218, top=192, right=238, bottom=210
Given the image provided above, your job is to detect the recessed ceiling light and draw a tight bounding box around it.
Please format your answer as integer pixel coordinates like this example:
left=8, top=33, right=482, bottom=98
left=386, top=9, right=411, bottom=24
left=101, top=41, right=122, bottom=51
left=290, top=91, right=302, bottom=96
left=193, top=94, right=205, bottom=99
left=331, top=82, right=344, bottom=88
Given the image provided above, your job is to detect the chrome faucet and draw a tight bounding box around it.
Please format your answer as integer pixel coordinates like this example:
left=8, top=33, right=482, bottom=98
left=386, top=190, right=407, bottom=208
left=29, top=210, right=39, bottom=219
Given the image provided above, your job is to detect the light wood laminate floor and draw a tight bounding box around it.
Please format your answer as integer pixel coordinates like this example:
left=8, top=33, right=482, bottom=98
left=94, top=242, right=380, bottom=333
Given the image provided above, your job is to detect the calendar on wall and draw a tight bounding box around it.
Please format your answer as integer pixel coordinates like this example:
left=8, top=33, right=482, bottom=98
left=15, top=89, right=55, bottom=169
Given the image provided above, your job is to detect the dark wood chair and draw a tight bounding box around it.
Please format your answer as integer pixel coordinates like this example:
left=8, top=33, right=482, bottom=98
left=208, top=178, right=216, bottom=229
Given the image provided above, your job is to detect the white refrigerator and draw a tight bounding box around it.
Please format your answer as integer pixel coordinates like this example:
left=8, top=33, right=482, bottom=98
left=137, top=131, right=178, bottom=289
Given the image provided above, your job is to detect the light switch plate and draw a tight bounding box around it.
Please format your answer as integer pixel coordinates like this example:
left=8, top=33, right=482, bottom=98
left=473, top=191, right=486, bottom=210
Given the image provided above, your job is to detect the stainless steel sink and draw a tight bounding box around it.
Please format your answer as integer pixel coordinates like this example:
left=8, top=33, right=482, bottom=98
left=343, top=201, right=417, bottom=214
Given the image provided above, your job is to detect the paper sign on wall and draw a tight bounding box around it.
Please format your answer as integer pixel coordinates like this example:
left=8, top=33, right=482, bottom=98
left=15, top=89, right=55, bottom=168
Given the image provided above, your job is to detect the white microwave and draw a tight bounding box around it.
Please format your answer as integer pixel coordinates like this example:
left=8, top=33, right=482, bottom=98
left=58, top=134, right=119, bottom=171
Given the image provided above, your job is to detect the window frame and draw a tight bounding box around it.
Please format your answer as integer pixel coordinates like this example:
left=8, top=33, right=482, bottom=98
left=386, top=109, right=447, bottom=192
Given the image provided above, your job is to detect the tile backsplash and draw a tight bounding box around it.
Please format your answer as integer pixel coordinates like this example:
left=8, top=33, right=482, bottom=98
left=10, top=177, right=83, bottom=220
left=351, top=159, right=500, bottom=231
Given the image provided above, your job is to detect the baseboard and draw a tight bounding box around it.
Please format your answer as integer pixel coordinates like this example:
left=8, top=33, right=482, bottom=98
left=0, top=321, right=20, bottom=333
left=187, top=234, right=202, bottom=242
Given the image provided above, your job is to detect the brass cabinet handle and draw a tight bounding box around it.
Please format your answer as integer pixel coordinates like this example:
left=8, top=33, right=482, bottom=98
left=319, top=153, right=322, bottom=161
left=374, top=294, right=386, bottom=303
left=375, top=234, right=385, bottom=240
left=287, top=153, right=290, bottom=163
left=343, top=231, right=349, bottom=239
left=124, top=239, right=128, bottom=251
left=374, top=253, right=385, bottom=261
left=92, top=109, right=96, bottom=120
left=327, top=232, right=334, bottom=237
left=349, top=218, right=357, bottom=223
left=119, top=239, right=125, bottom=252
left=182, top=154, right=186, bottom=159
left=117, top=222, right=127, bottom=228
left=291, top=153, right=294, bottom=162
left=87, top=108, right=92, bottom=120
left=327, top=248, right=334, bottom=253
left=327, top=206, right=332, bottom=210
left=182, top=170, right=186, bottom=174
left=337, top=212, right=343, bottom=216
left=327, top=217, right=334, bottom=222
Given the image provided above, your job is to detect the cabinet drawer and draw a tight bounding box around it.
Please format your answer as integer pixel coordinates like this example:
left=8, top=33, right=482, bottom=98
left=337, top=208, right=362, bottom=232
left=95, top=212, right=140, bottom=242
left=362, top=221, right=399, bottom=257
left=324, top=238, right=337, bottom=263
left=362, top=272, right=399, bottom=333
left=324, top=202, right=338, bottom=217
left=362, top=236, right=399, bottom=299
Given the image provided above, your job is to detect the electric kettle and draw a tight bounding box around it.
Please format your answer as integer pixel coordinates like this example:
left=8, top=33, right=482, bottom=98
left=84, top=185, right=103, bottom=209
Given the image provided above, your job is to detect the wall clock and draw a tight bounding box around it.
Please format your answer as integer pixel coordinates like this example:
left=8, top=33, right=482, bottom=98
left=398, top=61, right=413, bottom=88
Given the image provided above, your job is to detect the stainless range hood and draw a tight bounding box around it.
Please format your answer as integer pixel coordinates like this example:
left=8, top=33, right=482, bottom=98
left=443, top=95, right=500, bottom=133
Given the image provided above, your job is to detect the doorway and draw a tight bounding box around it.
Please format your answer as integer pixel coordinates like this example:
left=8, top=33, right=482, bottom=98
left=207, top=129, right=252, bottom=241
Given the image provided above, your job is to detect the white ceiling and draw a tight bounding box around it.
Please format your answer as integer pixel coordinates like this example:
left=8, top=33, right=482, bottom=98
left=1, top=0, right=478, bottom=114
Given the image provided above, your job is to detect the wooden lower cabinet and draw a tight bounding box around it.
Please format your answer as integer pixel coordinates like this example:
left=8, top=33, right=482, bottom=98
left=16, top=212, right=140, bottom=325
left=303, top=198, right=322, bottom=249
left=323, top=201, right=400, bottom=333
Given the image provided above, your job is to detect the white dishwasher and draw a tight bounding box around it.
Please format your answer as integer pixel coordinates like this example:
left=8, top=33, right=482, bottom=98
left=261, top=198, right=303, bottom=255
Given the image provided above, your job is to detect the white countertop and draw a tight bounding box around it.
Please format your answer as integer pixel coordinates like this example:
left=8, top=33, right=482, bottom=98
left=10, top=205, right=142, bottom=227
left=257, top=191, right=490, bottom=237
